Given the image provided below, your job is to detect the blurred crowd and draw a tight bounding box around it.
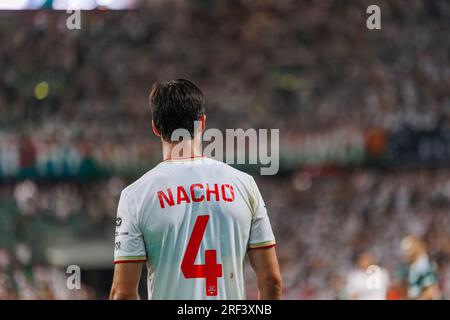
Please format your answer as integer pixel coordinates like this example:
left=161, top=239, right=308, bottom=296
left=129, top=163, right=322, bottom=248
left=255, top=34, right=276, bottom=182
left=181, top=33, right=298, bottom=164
left=0, top=0, right=449, bottom=299
left=0, top=180, right=119, bottom=299
left=0, top=0, right=449, bottom=174
left=2, top=168, right=450, bottom=299
left=255, top=168, right=450, bottom=299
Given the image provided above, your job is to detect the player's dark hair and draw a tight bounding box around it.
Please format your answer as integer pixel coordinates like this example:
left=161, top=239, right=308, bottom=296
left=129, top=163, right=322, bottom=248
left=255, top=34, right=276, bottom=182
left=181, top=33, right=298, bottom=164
left=352, top=249, right=371, bottom=265
left=149, top=79, right=205, bottom=142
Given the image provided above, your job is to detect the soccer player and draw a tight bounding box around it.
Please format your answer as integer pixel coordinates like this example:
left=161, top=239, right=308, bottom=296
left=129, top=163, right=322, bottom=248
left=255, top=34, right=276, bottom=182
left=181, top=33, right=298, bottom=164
left=345, top=250, right=390, bottom=300
left=401, top=235, right=441, bottom=300
left=109, top=79, right=282, bottom=300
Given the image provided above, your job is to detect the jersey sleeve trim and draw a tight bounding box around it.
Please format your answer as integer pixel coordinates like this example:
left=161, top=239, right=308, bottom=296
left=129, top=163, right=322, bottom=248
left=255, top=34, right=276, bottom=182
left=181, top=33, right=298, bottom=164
left=114, top=256, right=147, bottom=264
left=247, top=240, right=276, bottom=250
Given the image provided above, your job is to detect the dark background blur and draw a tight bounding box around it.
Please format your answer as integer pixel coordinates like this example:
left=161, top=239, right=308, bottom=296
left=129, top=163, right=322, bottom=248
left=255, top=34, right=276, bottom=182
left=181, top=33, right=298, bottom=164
left=0, top=0, right=449, bottom=299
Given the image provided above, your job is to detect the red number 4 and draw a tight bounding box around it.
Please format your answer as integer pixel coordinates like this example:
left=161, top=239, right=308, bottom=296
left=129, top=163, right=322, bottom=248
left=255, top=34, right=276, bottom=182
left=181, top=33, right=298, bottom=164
left=181, top=215, right=223, bottom=296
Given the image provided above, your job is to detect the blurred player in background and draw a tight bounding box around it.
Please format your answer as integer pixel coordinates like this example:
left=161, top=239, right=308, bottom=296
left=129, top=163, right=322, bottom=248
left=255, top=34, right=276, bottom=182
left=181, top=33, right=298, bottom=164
left=345, top=250, right=390, bottom=300
left=401, top=235, right=442, bottom=300
left=109, top=79, right=282, bottom=300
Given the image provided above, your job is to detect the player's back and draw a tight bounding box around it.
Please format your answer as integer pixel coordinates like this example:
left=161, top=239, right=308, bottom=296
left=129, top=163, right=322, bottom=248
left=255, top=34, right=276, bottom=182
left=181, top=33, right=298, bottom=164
left=114, top=157, right=275, bottom=300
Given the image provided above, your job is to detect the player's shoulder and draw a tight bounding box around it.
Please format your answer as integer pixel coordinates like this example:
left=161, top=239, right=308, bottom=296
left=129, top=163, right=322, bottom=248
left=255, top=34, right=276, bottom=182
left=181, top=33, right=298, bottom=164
left=120, top=162, right=168, bottom=198
left=207, top=158, right=255, bottom=184
left=413, top=255, right=432, bottom=272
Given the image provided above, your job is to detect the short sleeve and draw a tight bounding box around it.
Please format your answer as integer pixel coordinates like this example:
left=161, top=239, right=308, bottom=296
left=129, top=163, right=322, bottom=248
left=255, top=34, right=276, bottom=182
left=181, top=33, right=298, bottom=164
left=113, top=190, right=147, bottom=264
left=247, top=177, right=276, bottom=250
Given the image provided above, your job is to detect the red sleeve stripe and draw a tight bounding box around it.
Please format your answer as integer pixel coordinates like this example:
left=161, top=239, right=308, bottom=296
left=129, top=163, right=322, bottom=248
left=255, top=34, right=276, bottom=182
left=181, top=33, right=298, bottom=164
left=247, top=243, right=276, bottom=250
left=114, top=259, right=147, bottom=264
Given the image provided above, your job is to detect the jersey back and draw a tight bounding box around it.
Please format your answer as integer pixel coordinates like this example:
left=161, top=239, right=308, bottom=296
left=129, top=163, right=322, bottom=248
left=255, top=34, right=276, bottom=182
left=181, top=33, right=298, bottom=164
left=114, top=157, right=275, bottom=299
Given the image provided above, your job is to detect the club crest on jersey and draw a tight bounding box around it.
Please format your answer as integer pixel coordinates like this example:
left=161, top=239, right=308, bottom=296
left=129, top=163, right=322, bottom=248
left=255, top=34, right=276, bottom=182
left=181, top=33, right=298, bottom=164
left=157, top=183, right=235, bottom=208
left=207, top=285, right=217, bottom=295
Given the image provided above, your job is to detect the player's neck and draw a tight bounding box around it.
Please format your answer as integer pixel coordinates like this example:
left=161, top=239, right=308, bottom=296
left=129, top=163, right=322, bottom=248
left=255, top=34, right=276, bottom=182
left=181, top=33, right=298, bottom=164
left=162, top=139, right=203, bottom=161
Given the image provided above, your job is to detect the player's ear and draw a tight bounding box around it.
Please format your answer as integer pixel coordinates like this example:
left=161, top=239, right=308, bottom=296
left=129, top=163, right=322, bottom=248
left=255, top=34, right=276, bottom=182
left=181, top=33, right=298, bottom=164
left=199, top=114, right=206, bottom=133
left=152, top=120, right=161, bottom=137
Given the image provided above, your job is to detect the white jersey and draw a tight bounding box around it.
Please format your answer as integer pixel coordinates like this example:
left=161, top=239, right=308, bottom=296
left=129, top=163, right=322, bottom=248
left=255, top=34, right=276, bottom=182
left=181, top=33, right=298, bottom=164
left=346, top=267, right=390, bottom=300
left=114, top=157, right=275, bottom=300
